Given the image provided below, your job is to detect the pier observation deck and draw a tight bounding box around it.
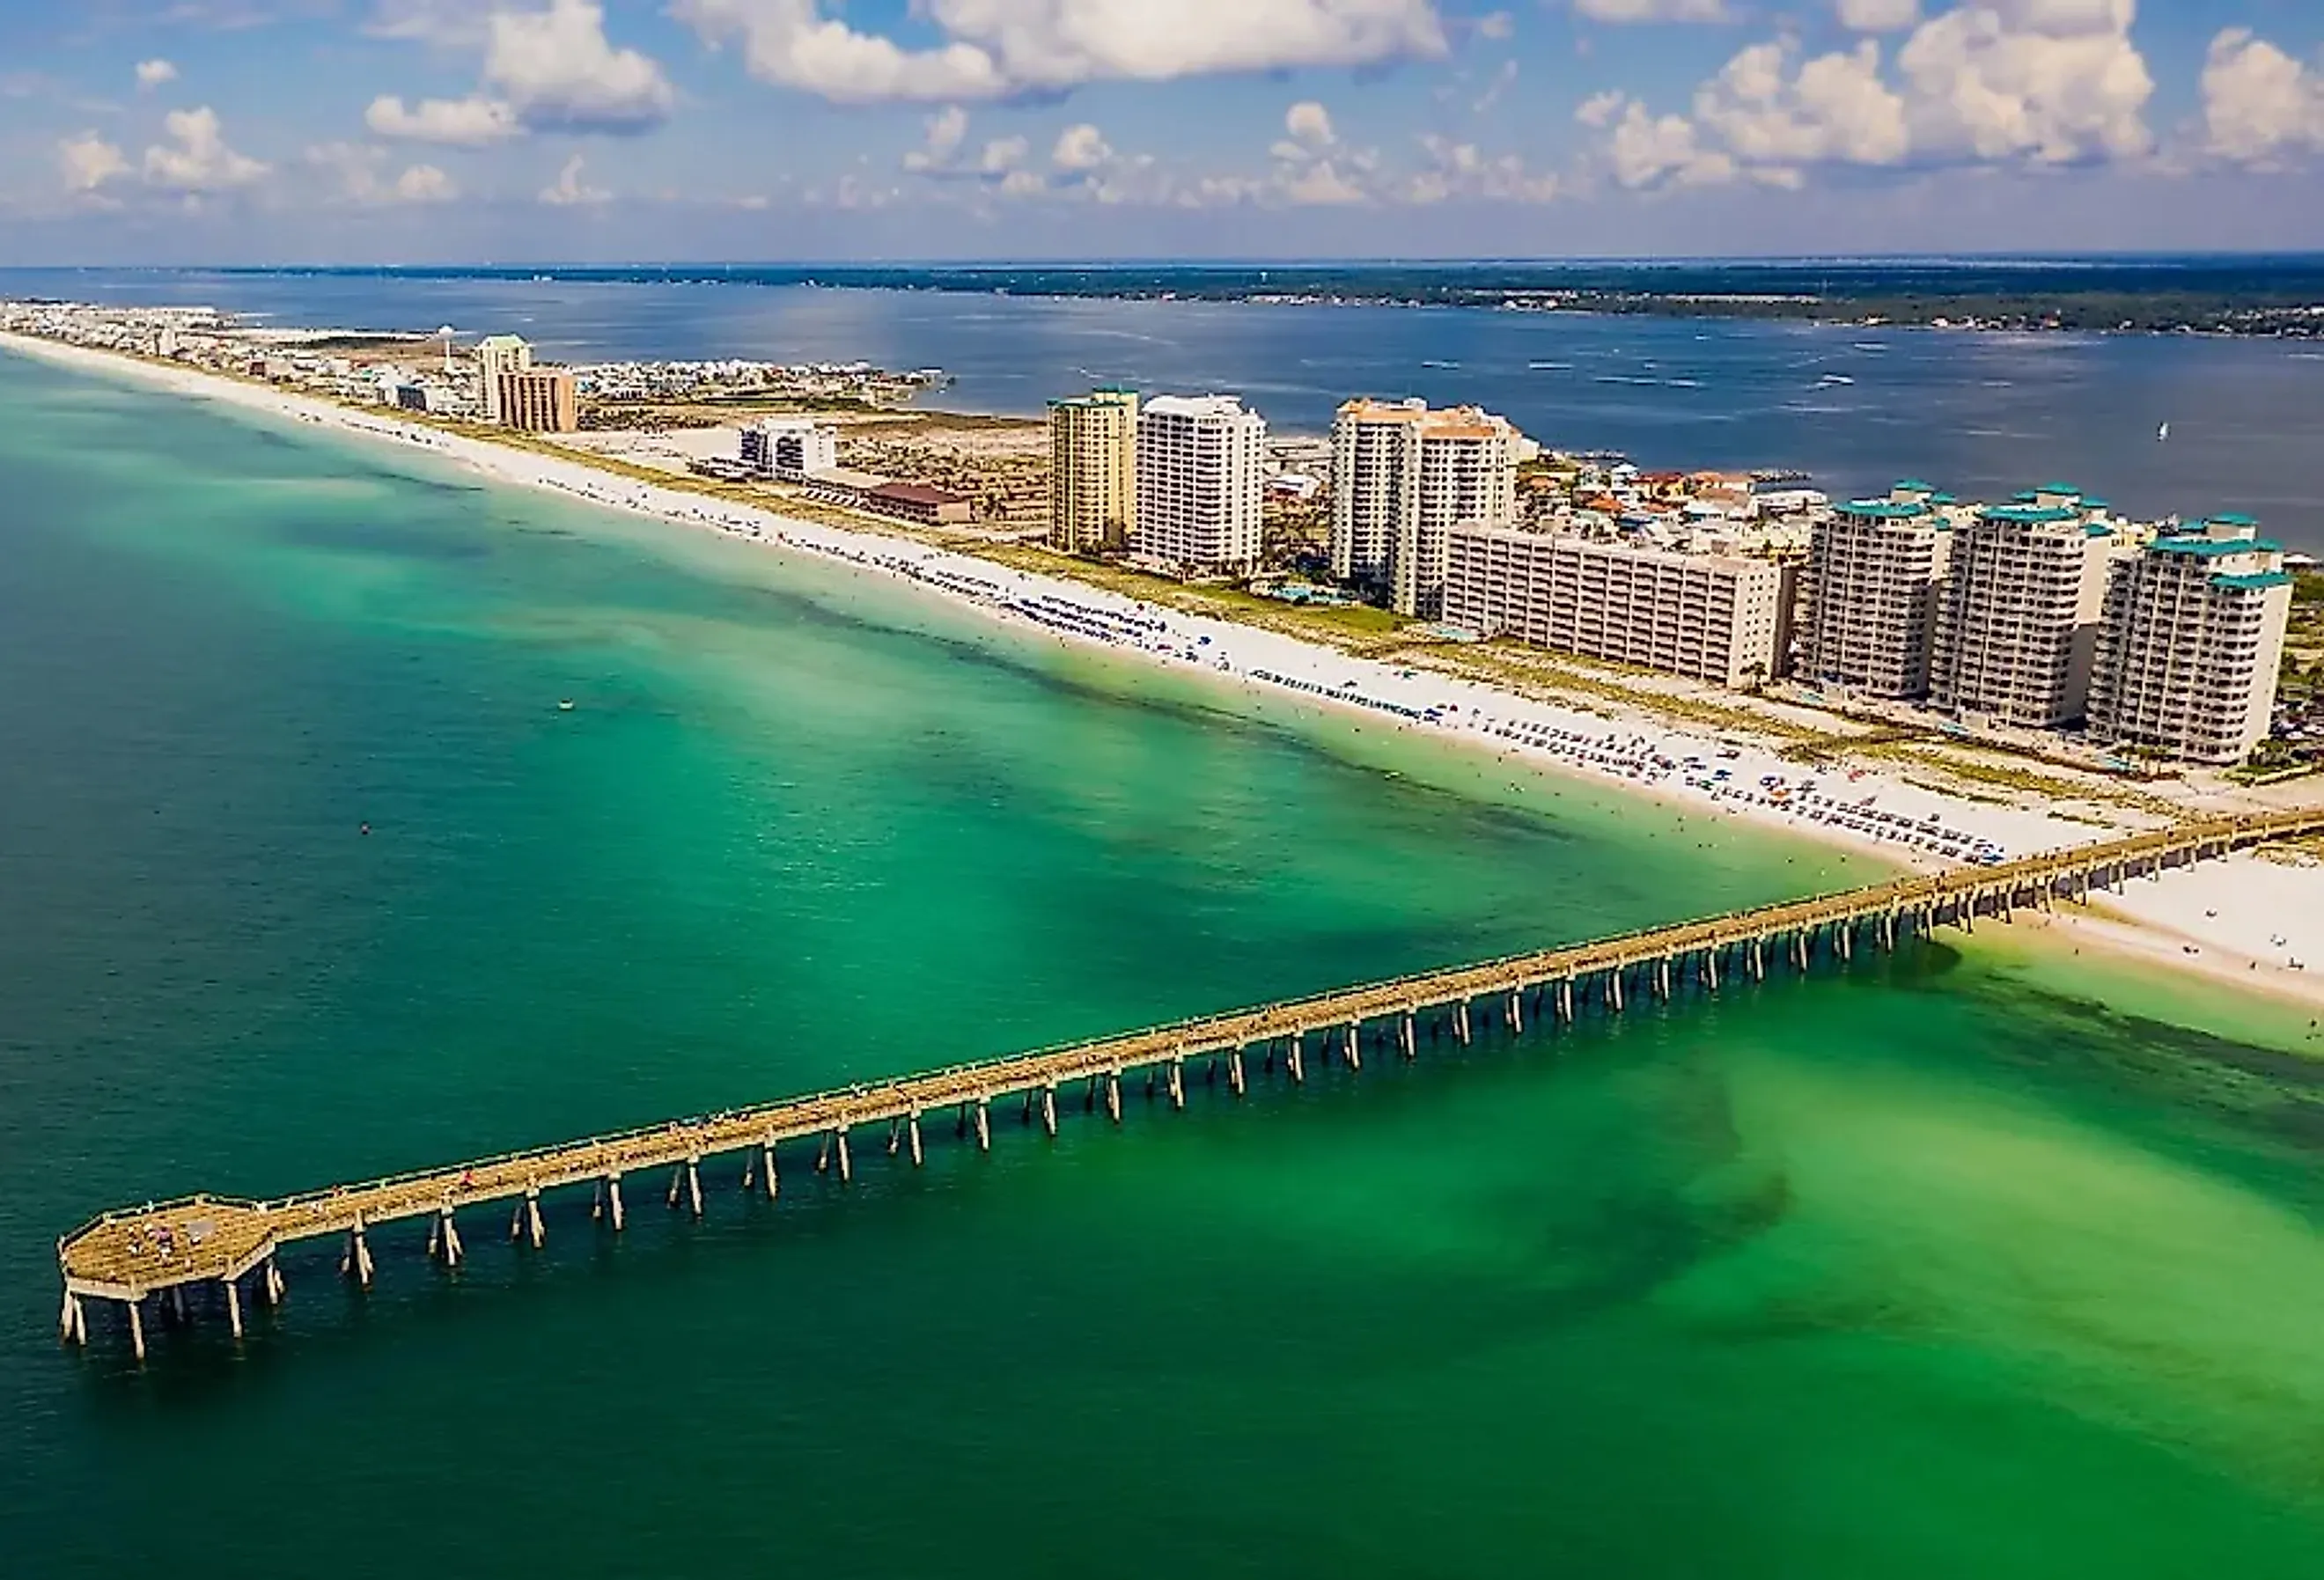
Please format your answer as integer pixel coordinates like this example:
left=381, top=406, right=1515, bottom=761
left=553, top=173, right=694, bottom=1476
left=56, top=807, right=2324, bottom=1359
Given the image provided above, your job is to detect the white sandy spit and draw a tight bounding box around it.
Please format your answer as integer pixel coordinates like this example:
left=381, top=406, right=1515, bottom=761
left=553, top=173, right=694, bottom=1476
left=16, top=328, right=2323, bottom=1011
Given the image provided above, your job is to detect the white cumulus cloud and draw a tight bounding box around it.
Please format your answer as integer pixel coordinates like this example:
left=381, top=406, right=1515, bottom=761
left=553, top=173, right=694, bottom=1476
left=366, top=94, right=521, bottom=145
left=900, top=107, right=1038, bottom=186
left=143, top=107, right=268, bottom=194
left=1575, top=89, right=1627, bottom=129
left=308, top=141, right=463, bottom=205
left=135, top=59, right=180, bottom=89
left=1570, top=0, right=1730, bottom=21
left=1285, top=99, right=1337, bottom=149
left=1895, top=0, right=2152, bottom=165
left=1692, top=40, right=1909, bottom=175
left=1600, top=97, right=1738, bottom=187
left=1406, top=133, right=1558, bottom=202
left=485, top=0, right=674, bottom=133
left=1585, top=0, right=2155, bottom=190
left=1835, top=0, right=1919, bottom=30
left=2201, top=28, right=2324, bottom=166
left=1051, top=121, right=1114, bottom=170
left=901, top=105, right=971, bottom=171
left=673, top=0, right=1450, bottom=105
left=539, top=151, right=611, bottom=204
left=370, top=0, right=673, bottom=143
left=392, top=163, right=460, bottom=202
left=58, top=133, right=129, bottom=194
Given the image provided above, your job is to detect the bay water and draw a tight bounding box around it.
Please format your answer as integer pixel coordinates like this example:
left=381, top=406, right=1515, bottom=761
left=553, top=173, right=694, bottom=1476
left=10, top=266, right=2324, bottom=548
left=4, top=350, right=2324, bottom=1575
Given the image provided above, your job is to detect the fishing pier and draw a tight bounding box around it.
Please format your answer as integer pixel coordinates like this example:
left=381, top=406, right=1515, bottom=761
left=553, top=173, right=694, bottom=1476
left=57, top=808, right=2324, bottom=1360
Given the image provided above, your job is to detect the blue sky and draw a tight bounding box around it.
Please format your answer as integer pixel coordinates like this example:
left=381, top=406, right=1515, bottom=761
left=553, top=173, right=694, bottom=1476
left=4, top=0, right=2324, bottom=262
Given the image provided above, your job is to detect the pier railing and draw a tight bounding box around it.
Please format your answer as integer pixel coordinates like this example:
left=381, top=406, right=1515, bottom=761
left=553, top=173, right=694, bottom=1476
left=55, top=806, right=2324, bottom=1358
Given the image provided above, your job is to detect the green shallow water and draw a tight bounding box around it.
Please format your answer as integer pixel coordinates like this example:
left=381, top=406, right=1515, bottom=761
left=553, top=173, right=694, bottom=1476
left=4, top=352, right=2324, bottom=1576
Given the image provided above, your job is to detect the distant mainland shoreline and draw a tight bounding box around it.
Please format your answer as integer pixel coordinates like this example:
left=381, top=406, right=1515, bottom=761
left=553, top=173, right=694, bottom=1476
left=136, top=256, right=2324, bottom=339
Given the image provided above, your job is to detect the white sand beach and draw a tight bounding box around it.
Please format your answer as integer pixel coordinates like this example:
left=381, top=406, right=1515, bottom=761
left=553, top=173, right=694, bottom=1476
left=10, top=329, right=2322, bottom=1008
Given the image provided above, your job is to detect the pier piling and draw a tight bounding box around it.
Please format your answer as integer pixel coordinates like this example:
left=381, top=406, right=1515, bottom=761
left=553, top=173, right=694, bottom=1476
left=433, top=1207, right=462, bottom=1269
left=342, top=1216, right=374, bottom=1285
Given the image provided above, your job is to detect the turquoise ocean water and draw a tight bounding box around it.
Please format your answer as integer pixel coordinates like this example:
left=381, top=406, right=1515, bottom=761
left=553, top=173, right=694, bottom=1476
left=4, top=351, right=2324, bottom=1575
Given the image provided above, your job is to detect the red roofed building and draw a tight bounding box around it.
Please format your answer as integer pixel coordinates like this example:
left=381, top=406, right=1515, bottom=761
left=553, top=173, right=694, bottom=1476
left=862, top=481, right=974, bottom=526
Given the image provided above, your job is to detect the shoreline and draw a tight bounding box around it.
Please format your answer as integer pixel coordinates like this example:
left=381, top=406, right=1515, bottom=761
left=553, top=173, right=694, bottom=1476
left=92, top=265, right=2324, bottom=342
left=9, top=328, right=2321, bottom=1010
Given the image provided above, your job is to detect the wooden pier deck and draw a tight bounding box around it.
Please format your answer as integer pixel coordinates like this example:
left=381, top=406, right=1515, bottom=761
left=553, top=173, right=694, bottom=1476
left=56, top=806, right=2324, bottom=1357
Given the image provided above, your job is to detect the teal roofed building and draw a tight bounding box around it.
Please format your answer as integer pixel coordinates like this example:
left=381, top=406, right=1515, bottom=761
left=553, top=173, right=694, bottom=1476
left=1841, top=497, right=1931, bottom=521
left=1802, top=494, right=1952, bottom=698
left=2090, top=514, right=2292, bottom=765
left=1932, top=494, right=2118, bottom=729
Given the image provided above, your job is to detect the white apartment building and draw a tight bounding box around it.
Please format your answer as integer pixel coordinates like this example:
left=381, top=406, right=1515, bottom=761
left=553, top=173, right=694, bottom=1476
left=1444, top=527, right=1783, bottom=688
left=1048, top=388, right=1139, bottom=554
left=1134, top=395, right=1267, bottom=576
left=474, top=334, right=532, bottom=424
left=1798, top=493, right=1952, bottom=698
left=1331, top=398, right=1519, bottom=619
left=2088, top=515, right=2293, bottom=765
left=740, top=415, right=840, bottom=480
left=1931, top=496, right=2117, bottom=728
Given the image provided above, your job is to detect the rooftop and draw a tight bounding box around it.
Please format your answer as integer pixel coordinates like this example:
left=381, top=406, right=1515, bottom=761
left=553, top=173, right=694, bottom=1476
left=1337, top=397, right=1428, bottom=423
left=1146, top=393, right=1263, bottom=423
left=1050, top=390, right=1138, bottom=410
left=2211, top=570, right=2293, bottom=591
left=2153, top=533, right=2284, bottom=559
left=867, top=481, right=970, bottom=508
left=1979, top=504, right=2082, bottom=526
left=1842, top=498, right=1932, bottom=521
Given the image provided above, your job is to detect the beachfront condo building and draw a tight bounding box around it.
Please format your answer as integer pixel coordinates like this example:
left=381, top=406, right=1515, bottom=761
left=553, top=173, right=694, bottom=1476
left=1330, top=398, right=1520, bottom=619
left=1134, top=394, right=1266, bottom=576
left=475, top=334, right=533, bottom=424
left=1443, top=527, right=1783, bottom=688
left=2088, top=515, right=2293, bottom=765
left=740, top=415, right=839, bottom=480
left=1929, top=486, right=2118, bottom=728
left=497, top=368, right=578, bottom=434
left=1048, top=388, right=1139, bottom=555
left=1798, top=489, right=1952, bottom=698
